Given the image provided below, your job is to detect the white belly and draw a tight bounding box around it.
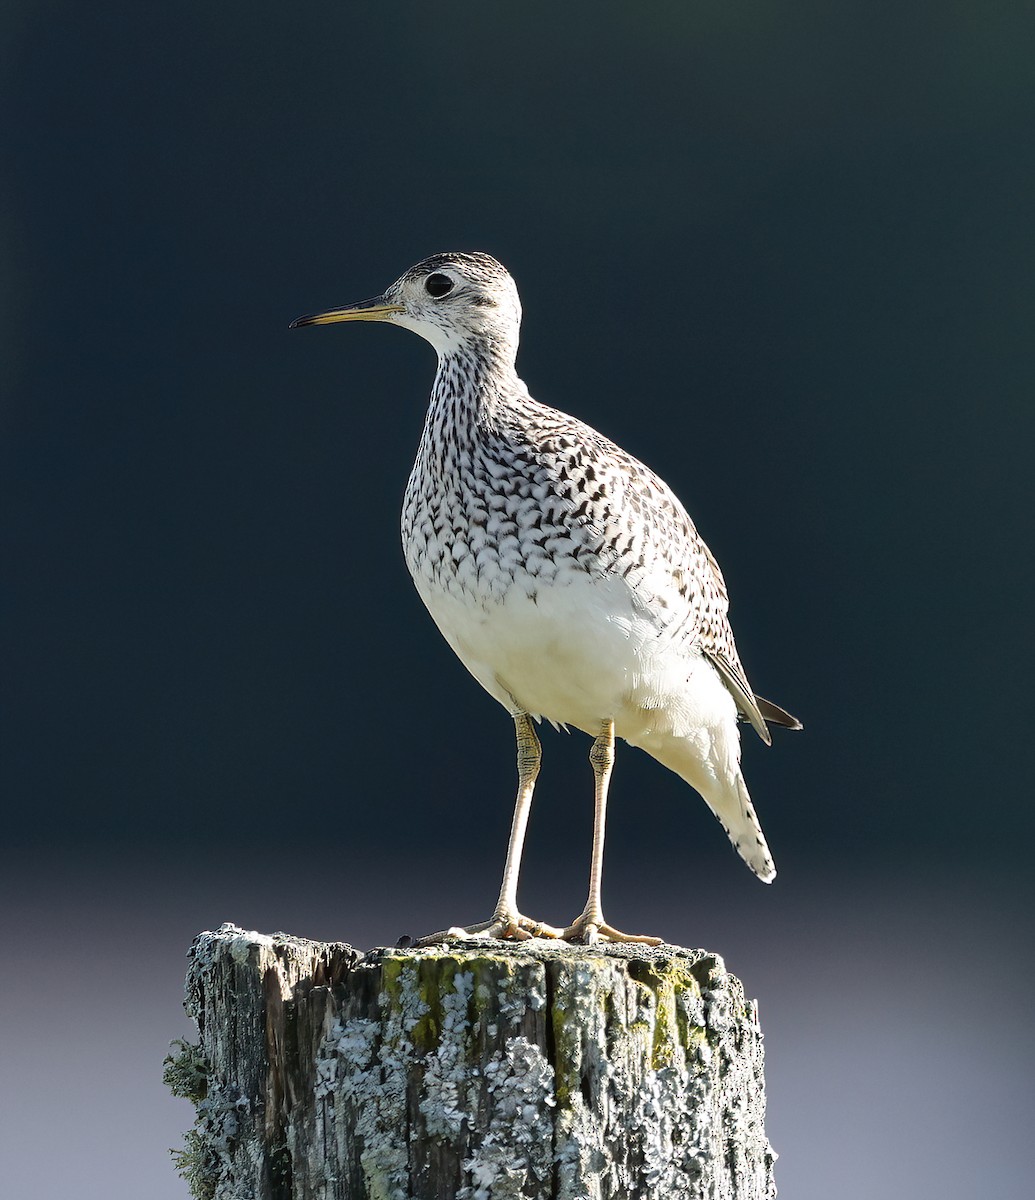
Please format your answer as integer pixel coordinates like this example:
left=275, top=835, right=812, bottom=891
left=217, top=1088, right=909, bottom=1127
left=413, top=570, right=730, bottom=744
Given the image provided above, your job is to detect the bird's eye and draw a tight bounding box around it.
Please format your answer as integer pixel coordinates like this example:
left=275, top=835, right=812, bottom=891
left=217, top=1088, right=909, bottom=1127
left=425, top=272, right=454, bottom=298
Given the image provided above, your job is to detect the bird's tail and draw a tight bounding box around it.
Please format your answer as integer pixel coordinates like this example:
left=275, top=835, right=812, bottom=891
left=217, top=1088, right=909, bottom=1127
left=640, top=735, right=776, bottom=882
left=704, top=772, right=776, bottom=883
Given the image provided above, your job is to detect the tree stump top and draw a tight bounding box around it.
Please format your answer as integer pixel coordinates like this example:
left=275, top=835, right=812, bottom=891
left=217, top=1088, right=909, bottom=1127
left=169, top=923, right=775, bottom=1200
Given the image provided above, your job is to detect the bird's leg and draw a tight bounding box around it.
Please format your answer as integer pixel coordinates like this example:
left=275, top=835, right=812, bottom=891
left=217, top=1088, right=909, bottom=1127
left=563, top=719, right=663, bottom=946
left=490, top=712, right=542, bottom=929
left=416, top=713, right=562, bottom=944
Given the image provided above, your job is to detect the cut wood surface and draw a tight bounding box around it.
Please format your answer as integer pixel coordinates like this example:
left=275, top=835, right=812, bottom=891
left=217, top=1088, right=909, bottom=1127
left=166, top=924, right=775, bottom=1200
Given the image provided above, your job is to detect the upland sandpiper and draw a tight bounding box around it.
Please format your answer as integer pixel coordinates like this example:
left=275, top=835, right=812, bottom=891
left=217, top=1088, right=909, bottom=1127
left=291, top=252, right=800, bottom=944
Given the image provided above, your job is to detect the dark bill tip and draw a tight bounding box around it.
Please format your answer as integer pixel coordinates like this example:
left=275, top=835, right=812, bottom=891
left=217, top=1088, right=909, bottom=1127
left=288, top=296, right=403, bottom=330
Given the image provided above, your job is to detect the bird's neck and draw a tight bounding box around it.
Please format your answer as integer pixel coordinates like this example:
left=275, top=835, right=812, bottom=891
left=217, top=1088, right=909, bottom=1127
left=410, top=343, right=524, bottom=498
left=428, top=342, right=521, bottom=434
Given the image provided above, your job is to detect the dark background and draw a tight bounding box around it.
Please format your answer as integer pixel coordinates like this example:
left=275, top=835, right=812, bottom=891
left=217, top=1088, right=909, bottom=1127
left=2, top=4, right=1032, bottom=1198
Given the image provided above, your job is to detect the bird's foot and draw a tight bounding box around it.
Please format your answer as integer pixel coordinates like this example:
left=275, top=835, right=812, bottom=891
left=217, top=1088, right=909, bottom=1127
left=415, top=910, right=563, bottom=946
left=562, top=909, right=663, bottom=946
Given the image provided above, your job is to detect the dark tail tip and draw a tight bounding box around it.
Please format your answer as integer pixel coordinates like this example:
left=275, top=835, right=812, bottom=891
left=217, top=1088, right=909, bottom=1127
left=755, top=695, right=803, bottom=732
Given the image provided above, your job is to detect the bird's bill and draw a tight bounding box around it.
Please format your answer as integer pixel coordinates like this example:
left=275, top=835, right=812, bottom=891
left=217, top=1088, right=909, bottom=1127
left=289, top=295, right=404, bottom=329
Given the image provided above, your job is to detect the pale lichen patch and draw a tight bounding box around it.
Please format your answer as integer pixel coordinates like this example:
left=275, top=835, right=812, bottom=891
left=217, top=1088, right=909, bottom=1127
left=418, top=970, right=476, bottom=1139
left=457, top=1036, right=556, bottom=1200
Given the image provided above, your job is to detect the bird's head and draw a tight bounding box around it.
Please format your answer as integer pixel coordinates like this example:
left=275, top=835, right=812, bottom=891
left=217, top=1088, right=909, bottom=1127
left=290, top=252, right=522, bottom=361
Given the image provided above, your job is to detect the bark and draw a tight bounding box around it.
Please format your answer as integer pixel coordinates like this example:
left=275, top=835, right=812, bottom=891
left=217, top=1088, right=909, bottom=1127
left=166, top=923, right=775, bottom=1200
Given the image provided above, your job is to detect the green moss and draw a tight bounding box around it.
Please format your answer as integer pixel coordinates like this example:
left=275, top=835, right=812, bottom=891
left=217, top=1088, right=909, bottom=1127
left=163, top=1039, right=208, bottom=1104
left=626, top=957, right=710, bottom=1070
left=384, top=949, right=537, bottom=1050
left=470, top=958, right=510, bottom=1020
left=412, top=958, right=442, bottom=1051
left=380, top=951, right=478, bottom=1054
left=163, top=1041, right=217, bottom=1199
left=169, top=1130, right=218, bottom=1200
left=549, top=994, right=577, bottom=1106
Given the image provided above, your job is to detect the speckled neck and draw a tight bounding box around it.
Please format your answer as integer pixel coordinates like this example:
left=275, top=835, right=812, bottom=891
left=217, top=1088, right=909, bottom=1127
left=435, top=340, right=519, bottom=419
left=416, top=342, right=523, bottom=477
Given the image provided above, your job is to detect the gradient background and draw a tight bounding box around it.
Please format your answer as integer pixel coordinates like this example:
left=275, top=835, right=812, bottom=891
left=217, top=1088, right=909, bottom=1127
left=2, top=4, right=1033, bottom=1197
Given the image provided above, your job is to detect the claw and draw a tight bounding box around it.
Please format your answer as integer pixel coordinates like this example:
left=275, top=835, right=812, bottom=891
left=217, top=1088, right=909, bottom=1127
left=415, top=911, right=563, bottom=946
left=562, top=912, right=663, bottom=946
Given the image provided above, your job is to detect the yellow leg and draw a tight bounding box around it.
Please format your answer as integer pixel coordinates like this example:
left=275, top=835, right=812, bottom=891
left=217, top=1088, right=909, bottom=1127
left=492, top=712, right=541, bottom=923
left=417, top=713, right=562, bottom=944
left=563, top=719, right=663, bottom=946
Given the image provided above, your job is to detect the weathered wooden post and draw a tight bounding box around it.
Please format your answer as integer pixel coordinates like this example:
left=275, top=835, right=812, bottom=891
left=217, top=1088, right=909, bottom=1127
left=166, top=923, right=775, bottom=1199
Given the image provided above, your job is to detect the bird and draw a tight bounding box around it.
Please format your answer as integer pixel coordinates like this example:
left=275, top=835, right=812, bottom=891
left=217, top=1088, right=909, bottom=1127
left=290, top=252, right=800, bottom=945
